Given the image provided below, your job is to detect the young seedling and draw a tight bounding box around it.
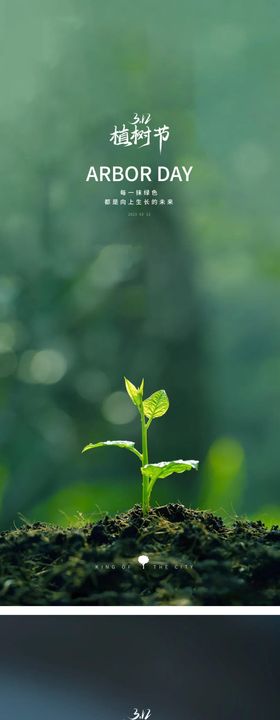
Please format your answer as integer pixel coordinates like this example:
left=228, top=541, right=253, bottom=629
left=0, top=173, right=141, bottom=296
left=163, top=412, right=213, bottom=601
left=82, top=378, right=199, bottom=515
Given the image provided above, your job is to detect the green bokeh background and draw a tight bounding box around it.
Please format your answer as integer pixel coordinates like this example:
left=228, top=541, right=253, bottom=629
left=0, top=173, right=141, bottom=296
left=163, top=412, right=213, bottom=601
left=0, top=1, right=279, bottom=528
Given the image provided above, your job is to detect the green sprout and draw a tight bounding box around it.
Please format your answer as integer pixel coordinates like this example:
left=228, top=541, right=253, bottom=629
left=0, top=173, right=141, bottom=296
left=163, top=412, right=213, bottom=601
left=82, top=378, right=199, bottom=515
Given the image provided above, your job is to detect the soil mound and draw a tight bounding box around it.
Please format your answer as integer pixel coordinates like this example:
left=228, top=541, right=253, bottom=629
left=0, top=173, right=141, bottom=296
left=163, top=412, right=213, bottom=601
left=0, top=504, right=279, bottom=605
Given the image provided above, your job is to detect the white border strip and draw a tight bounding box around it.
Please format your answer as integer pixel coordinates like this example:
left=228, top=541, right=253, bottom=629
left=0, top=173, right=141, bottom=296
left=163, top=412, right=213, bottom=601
left=0, top=606, right=279, bottom=615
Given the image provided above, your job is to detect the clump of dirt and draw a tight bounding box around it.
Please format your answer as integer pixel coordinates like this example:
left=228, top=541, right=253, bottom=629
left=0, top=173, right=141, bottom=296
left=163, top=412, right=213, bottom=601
left=0, top=504, right=279, bottom=605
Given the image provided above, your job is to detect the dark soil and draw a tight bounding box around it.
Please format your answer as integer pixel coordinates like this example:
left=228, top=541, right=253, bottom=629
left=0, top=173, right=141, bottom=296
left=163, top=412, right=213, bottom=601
left=0, top=504, right=279, bottom=605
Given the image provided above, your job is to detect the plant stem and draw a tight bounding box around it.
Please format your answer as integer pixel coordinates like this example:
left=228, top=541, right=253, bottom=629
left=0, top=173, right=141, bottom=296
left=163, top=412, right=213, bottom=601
left=140, top=401, right=150, bottom=515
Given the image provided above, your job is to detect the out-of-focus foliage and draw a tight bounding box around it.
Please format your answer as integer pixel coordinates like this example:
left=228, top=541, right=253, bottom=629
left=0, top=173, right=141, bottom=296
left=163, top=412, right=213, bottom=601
left=0, top=1, right=279, bottom=528
left=200, top=437, right=246, bottom=517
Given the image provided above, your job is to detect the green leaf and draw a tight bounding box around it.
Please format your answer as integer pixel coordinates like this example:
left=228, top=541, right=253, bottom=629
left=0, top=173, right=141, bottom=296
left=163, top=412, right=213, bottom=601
left=124, top=377, right=142, bottom=407
left=142, top=459, right=199, bottom=480
left=82, top=440, right=142, bottom=460
left=143, top=389, right=169, bottom=420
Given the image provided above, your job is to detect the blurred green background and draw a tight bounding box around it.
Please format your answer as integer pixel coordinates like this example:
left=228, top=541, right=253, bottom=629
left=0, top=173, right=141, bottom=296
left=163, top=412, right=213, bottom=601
left=0, top=1, right=279, bottom=529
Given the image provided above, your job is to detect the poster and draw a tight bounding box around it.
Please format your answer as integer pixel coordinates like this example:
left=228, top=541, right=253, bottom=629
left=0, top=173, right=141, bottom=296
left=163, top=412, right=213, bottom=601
left=0, top=2, right=279, bottom=606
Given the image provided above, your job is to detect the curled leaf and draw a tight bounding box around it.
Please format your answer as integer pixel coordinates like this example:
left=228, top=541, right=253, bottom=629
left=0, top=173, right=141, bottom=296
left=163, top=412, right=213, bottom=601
left=142, top=459, right=199, bottom=480
left=124, top=377, right=143, bottom=408
left=82, top=440, right=142, bottom=460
